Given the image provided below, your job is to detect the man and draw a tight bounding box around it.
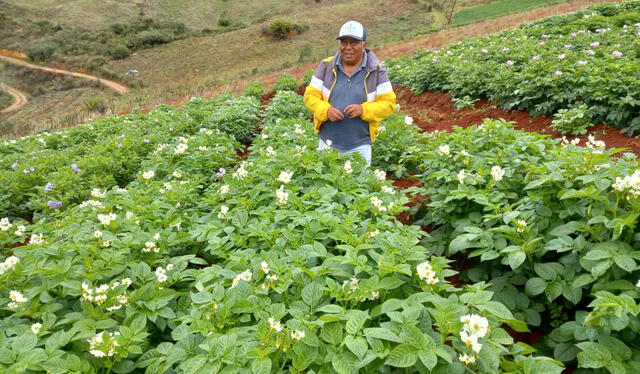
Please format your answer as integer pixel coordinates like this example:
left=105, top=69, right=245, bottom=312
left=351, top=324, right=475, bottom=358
left=303, top=20, right=396, bottom=167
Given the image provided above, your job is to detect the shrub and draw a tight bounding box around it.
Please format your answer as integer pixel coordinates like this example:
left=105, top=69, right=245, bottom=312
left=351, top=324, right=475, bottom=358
left=107, top=43, right=132, bottom=60
left=274, top=74, right=298, bottom=92
left=83, top=96, right=109, bottom=114
left=268, top=19, right=293, bottom=39
left=243, top=82, right=265, bottom=99
left=26, top=39, right=59, bottom=62
left=218, top=17, right=230, bottom=27
left=551, top=105, right=592, bottom=135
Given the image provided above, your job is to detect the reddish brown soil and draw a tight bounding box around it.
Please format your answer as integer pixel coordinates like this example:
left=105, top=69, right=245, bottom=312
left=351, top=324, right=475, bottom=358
left=395, top=86, right=640, bottom=155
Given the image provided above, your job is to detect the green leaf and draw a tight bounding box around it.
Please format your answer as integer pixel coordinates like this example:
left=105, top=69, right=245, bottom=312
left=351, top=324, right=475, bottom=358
left=502, top=211, right=520, bottom=224
left=302, top=281, right=324, bottom=309
left=562, top=284, right=582, bottom=305
left=251, top=358, right=271, bottom=374
left=320, top=322, right=343, bottom=345
left=573, top=274, right=595, bottom=288
left=344, top=335, right=368, bottom=360
left=590, top=259, right=614, bottom=277
left=179, top=355, right=207, bottom=374
left=332, top=352, right=357, bottom=374
left=614, top=254, right=637, bottom=272
left=363, top=328, right=403, bottom=343
left=576, top=342, right=611, bottom=369
left=508, top=251, right=526, bottom=270
left=130, top=314, right=147, bottom=333
left=545, top=281, right=563, bottom=302
left=525, top=277, right=546, bottom=296
left=448, top=234, right=479, bottom=254
left=385, top=343, right=419, bottom=367
left=418, top=349, right=437, bottom=370
left=584, top=249, right=613, bottom=261
left=478, top=301, right=514, bottom=320
left=534, top=263, right=562, bottom=280
left=381, top=299, right=404, bottom=314
left=317, top=304, right=344, bottom=314
left=11, top=334, right=37, bottom=354
left=346, top=310, right=368, bottom=335
left=554, top=342, right=579, bottom=362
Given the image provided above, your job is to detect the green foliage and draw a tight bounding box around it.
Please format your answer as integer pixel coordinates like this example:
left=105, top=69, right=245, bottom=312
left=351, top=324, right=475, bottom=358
left=452, top=95, right=477, bottom=110
left=83, top=96, right=109, bottom=114
left=302, top=69, right=315, bottom=86
left=273, top=73, right=298, bottom=93
left=401, top=118, right=640, bottom=374
left=24, top=17, right=190, bottom=68
left=185, top=95, right=261, bottom=143
left=453, top=0, right=567, bottom=26
left=551, top=104, right=592, bottom=135
left=106, top=43, right=131, bottom=60
left=388, top=0, right=640, bottom=134
left=268, top=19, right=294, bottom=39
left=0, top=89, right=13, bottom=109
left=25, top=39, right=59, bottom=62
left=243, top=81, right=265, bottom=99
left=372, top=113, right=424, bottom=177
left=0, top=94, right=565, bottom=374
left=263, top=90, right=310, bottom=125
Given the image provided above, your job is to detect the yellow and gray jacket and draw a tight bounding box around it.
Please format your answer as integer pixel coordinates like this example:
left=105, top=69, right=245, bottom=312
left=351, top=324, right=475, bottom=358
left=303, top=49, right=396, bottom=142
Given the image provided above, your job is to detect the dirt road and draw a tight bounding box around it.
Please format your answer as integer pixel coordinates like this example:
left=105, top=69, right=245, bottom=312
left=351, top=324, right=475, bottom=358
left=0, top=82, right=27, bottom=113
left=0, top=55, right=129, bottom=95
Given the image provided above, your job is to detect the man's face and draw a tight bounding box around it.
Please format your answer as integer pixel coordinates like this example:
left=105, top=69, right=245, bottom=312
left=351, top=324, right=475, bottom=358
left=339, top=37, right=366, bottom=66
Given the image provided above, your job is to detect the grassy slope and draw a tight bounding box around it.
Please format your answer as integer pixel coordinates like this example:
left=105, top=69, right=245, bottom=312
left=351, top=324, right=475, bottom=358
left=1, top=0, right=584, bottom=135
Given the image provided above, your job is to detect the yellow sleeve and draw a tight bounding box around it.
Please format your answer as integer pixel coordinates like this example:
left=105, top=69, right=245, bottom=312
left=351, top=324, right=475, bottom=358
left=361, top=91, right=396, bottom=123
left=303, top=85, right=331, bottom=128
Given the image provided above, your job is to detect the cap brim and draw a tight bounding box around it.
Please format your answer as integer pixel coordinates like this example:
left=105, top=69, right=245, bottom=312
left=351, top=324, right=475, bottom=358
left=336, top=35, right=366, bottom=41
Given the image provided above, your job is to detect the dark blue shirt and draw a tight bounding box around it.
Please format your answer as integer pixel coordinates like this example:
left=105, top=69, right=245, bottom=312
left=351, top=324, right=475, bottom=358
left=319, top=54, right=371, bottom=150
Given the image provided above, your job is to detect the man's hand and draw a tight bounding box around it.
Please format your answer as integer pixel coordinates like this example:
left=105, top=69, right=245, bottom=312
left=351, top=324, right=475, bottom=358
left=344, top=104, right=363, bottom=118
left=327, top=106, right=344, bottom=122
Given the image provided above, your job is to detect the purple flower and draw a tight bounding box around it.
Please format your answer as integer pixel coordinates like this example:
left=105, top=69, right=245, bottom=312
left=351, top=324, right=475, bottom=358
left=23, top=169, right=30, bottom=174
left=584, top=49, right=595, bottom=55
left=117, top=135, right=125, bottom=140
left=502, top=47, right=509, bottom=52
left=215, top=167, right=226, bottom=178
left=612, top=51, right=623, bottom=58
left=71, top=164, right=81, bottom=173
left=577, top=60, right=588, bottom=65
left=48, top=200, right=62, bottom=209
left=554, top=71, right=564, bottom=76
left=538, top=42, right=546, bottom=46
left=506, top=60, right=514, bottom=66
left=143, top=139, right=151, bottom=143
left=481, top=48, right=488, bottom=54
left=541, top=34, right=550, bottom=39
left=564, top=44, right=573, bottom=49
left=590, top=42, right=600, bottom=47
left=11, top=163, right=18, bottom=170
left=44, top=182, right=56, bottom=193
left=557, top=54, right=566, bottom=60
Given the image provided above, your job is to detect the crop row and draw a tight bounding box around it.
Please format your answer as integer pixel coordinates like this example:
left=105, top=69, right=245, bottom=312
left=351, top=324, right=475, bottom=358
left=387, top=1, right=640, bottom=134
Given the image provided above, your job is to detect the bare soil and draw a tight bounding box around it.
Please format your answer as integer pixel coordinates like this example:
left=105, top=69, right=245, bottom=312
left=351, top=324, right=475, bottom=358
left=395, top=86, right=640, bottom=155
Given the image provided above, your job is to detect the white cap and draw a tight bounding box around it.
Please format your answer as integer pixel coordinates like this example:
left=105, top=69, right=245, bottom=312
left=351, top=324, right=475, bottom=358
left=337, top=21, right=367, bottom=41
